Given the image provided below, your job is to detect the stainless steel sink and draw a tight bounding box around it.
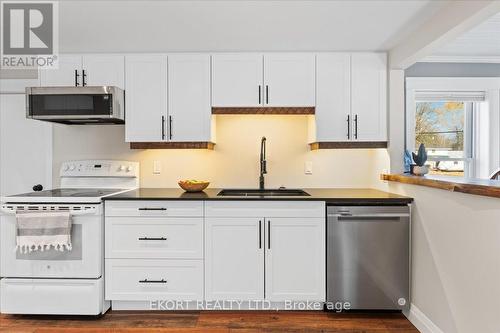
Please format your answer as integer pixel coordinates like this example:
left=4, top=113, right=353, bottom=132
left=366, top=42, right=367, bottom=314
left=217, top=189, right=310, bottom=197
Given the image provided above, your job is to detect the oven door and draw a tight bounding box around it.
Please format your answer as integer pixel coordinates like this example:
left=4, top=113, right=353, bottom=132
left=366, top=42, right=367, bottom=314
left=0, top=204, right=103, bottom=279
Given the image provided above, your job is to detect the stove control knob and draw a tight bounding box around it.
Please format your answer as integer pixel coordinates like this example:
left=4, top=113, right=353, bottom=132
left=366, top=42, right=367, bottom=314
left=69, top=165, right=75, bottom=171
left=118, top=165, right=126, bottom=171
left=63, top=165, right=69, bottom=171
left=126, top=166, right=133, bottom=172
left=33, top=184, right=43, bottom=191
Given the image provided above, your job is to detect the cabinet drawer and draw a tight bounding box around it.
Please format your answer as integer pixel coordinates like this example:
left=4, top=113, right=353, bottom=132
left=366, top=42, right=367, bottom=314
left=105, top=200, right=203, bottom=217
left=205, top=201, right=325, bottom=218
left=105, top=259, right=203, bottom=301
left=105, top=217, right=203, bottom=259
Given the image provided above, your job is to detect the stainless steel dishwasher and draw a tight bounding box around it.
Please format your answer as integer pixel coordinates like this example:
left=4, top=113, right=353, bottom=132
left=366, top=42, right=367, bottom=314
left=327, top=205, right=410, bottom=310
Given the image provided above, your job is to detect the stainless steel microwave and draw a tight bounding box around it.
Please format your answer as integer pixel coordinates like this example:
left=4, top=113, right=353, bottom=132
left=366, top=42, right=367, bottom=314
left=26, top=86, right=125, bottom=125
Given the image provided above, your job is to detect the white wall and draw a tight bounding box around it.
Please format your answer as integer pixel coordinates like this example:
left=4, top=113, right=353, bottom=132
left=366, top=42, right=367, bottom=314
left=375, top=179, right=500, bottom=333
left=52, top=116, right=388, bottom=188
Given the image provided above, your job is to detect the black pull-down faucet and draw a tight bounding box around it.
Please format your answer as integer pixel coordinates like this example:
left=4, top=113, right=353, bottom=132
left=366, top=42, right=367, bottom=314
left=259, top=137, right=267, bottom=190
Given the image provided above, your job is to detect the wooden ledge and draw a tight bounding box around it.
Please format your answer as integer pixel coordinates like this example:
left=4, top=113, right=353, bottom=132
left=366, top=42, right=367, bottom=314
left=381, top=174, right=500, bottom=199
left=310, top=141, right=388, bottom=150
left=212, top=107, right=315, bottom=115
left=130, top=142, right=215, bottom=150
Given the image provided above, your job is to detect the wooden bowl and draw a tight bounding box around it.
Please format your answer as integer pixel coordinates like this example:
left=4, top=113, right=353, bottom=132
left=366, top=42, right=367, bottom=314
left=178, top=180, right=210, bottom=192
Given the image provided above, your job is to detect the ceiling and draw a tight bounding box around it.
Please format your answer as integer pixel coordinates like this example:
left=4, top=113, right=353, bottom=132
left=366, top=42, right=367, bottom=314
left=58, top=0, right=447, bottom=53
left=431, top=12, right=500, bottom=58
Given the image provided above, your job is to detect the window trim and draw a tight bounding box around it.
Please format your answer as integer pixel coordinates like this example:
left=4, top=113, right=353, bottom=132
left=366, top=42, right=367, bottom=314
left=406, top=77, right=500, bottom=179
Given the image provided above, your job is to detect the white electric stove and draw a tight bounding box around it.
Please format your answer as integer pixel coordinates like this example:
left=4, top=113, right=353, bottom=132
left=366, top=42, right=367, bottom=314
left=0, top=160, right=139, bottom=315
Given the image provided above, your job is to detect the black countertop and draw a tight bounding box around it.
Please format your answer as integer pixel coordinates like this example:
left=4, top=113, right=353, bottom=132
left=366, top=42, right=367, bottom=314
left=104, top=188, right=413, bottom=205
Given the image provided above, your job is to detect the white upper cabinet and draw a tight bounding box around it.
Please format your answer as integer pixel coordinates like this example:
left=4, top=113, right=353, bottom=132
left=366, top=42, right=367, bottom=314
left=125, top=55, right=167, bottom=142
left=211, top=54, right=263, bottom=107
left=263, top=53, right=316, bottom=107
left=40, top=55, right=124, bottom=88
left=125, top=54, right=213, bottom=143
left=211, top=53, right=315, bottom=107
left=351, top=53, right=387, bottom=141
left=40, top=55, right=82, bottom=86
left=82, top=55, right=125, bottom=89
left=265, top=217, right=325, bottom=302
left=315, top=53, right=351, bottom=142
left=168, top=54, right=211, bottom=142
left=313, top=52, right=387, bottom=143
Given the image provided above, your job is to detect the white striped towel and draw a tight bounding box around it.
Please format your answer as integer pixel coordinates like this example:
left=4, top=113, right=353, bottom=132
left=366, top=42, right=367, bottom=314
left=15, top=211, right=72, bottom=253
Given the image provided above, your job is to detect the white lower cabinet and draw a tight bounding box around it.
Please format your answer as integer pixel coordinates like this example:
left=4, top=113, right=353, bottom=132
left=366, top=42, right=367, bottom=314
left=104, top=200, right=326, bottom=308
left=104, top=200, right=204, bottom=304
left=265, top=217, right=325, bottom=301
left=204, top=201, right=326, bottom=303
left=205, top=218, right=264, bottom=300
left=105, top=259, right=203, bottom=301
left=105, top=217, right=203, bottom=259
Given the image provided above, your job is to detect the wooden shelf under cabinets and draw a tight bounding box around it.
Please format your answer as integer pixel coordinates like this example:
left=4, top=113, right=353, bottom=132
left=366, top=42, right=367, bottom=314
left=309, top=141, right=388, bottom=150
left=130, top=142, right=215, bottom=150
left=212, top=107, right=315, bottom=115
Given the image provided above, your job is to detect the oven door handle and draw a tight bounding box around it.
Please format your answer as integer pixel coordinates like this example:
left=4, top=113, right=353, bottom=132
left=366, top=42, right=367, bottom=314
left=0, top=205, right=98, bottom=216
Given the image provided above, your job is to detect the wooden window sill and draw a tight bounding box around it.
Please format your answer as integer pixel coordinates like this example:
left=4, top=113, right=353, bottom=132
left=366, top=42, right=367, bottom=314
left=381, top=174, right=500, bottom=199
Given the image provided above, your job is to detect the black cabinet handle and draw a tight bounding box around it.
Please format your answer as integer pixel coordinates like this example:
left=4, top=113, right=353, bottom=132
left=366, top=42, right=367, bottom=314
left=139, top=279, right=167, bottom=284
left=75, top=70, right=80, bottom=87
left=265, top=85, right=269, bottom=104
left=347, top=115, right=350, bottom=139
left=82, top=69, right=87, bottom=86
left=258, top=220, right=262, bottom=249
left=267, top=220, right=271, bottom=249
left=138, top=237, right=167, bottom=241
left=169, top=116, right=173, bottom=140
left=258, top=85, right=261, bottom=104
left=138, top=207, right=167, bottom=211
left=161, top=116, right=165, bottom=140
left=354, top=114, right=358, bottom=139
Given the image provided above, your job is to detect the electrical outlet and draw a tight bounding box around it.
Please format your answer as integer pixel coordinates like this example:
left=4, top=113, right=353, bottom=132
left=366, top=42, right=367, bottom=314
left=153, top=161, right=161, bottom=174
left=305, top=161, right=313, bottom=175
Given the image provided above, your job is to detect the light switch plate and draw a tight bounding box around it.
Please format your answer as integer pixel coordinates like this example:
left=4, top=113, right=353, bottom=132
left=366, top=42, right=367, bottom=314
left=153, top=161, right=161, bottom=174
left=305, top=161, right=313, bottom=175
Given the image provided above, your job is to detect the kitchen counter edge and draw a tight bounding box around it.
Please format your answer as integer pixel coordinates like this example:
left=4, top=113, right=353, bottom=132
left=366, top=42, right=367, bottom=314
left=103, top=188, right=413, bottom=205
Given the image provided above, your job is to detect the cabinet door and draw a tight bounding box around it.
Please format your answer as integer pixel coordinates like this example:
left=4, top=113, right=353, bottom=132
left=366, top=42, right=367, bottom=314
left=265, top=217, right=325, bottom=302
left=205, top=218, right=264, bottom=300
left=82, top=55, right=125, bottom=89
left=39, top=55, right=82, bottom=86
left=263, top=53, right=315, bottom=107
left=125, top=55, right=167, bottom=142
left=211, top=54, right=263, bottom=107
left=168, top=54, right=211, bottom=142
left=351, top=53, right=387, bottom=141
left=315, top=53, right=351, bottom=142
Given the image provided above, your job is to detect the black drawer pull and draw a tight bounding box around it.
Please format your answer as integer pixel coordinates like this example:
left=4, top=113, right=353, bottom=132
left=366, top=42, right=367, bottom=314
left=138, top=237, right=167, bottom=241
left=139, top=279, right=167, bottom=284
left=138, top=207, right=167, bottom=211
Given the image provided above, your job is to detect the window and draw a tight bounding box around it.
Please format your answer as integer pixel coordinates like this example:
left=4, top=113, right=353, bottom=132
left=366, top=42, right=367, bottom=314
left=407, top=90, right=485, bottom=178
left=414, top=101, right=473, bottom=177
